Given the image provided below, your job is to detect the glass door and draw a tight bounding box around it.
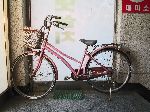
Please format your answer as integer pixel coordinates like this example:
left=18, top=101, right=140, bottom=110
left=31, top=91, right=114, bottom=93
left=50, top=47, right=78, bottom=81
left=31, top=0, right=115, bottom=80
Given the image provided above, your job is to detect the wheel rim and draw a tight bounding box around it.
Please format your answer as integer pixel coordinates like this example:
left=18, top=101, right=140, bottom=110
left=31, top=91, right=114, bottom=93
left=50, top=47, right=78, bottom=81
left=87, top=48, right=131, bottom=92
left=12, top=53, right=56, bottom=99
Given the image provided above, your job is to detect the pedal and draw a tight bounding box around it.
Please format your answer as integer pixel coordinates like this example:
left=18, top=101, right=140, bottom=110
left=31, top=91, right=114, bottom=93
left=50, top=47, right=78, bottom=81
left=64, top=76, right=71, bottom=80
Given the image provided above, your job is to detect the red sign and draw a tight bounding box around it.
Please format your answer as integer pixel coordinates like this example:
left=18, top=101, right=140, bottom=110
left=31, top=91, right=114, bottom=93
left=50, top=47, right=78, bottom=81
left=122, top=0, right=150, bottom=13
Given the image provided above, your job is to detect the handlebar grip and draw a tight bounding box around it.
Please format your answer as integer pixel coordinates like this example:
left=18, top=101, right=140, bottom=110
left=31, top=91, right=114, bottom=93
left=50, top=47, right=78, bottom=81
left=47, top=15, right=61, bottom=20
left=61, top=22, right=68, bottom=26
left=53, top=21, right=68, bottom=26
left=52, top=16, right=61, bottom=19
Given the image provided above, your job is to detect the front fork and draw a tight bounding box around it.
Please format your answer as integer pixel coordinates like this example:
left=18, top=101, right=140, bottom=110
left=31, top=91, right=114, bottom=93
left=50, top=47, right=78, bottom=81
left=30, top=39, right=47, bottom=78
left=29, top=50, right=45, bottom=79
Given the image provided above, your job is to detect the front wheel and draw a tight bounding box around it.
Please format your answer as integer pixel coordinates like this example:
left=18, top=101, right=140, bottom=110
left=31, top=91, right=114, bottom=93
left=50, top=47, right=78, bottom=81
left=86, top=48, right=131, bottom=93
left=11, top=52, right=57, bottom=99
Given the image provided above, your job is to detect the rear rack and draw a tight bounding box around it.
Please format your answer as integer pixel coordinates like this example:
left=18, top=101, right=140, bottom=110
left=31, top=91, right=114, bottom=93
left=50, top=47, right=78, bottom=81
left=102, top=43, right=121, bottom=47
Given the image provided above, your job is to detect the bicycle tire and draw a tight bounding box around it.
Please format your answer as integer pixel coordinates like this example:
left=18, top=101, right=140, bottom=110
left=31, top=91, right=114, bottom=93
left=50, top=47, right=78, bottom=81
left=11, top=52, right=57, bottom=99
left=86, top=47, right=131, bottom=93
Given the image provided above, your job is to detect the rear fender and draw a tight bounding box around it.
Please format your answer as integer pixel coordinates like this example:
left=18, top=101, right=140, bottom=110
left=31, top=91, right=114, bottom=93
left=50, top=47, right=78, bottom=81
left=91, top=46, right=118, bottom=56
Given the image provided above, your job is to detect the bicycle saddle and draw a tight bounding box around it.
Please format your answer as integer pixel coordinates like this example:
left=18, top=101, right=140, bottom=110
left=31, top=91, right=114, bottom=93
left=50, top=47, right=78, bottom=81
left=80, top=39, right=97, bottom=46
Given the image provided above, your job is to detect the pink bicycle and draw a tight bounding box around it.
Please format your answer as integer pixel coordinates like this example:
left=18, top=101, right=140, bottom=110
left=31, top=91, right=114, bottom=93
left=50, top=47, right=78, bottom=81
left=11, top=15, right=131, bottom=99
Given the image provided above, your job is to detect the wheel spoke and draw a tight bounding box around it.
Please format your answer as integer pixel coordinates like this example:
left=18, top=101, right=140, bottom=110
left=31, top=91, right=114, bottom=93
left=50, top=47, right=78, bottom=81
left=11, top=53, right=56, bottom=99
left=86, top=48, right=131, bottom=92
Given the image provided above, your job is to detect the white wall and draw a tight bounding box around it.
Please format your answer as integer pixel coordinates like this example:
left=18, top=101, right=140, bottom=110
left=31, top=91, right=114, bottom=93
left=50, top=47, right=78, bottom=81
left=0, top=0, right=8, bottom=94
left=31, top=0, right=114, bottom=80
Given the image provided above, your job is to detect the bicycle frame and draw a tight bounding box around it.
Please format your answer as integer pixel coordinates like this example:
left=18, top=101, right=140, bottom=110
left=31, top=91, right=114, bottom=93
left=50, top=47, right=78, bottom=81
left=25, top=25, right=117, bottom=80
left=32, top=39, right=91, bottom=80
left=31, top=37, right=118, bottom=80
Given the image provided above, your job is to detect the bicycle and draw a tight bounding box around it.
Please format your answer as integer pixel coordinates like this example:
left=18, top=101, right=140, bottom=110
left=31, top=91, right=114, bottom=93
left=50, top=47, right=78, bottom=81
left=11, top=15, right=132, bottom=99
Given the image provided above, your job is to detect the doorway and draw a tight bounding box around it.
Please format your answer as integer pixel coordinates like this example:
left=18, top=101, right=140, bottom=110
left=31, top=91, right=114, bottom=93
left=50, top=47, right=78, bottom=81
left=31, top=0, right=115, bottom=80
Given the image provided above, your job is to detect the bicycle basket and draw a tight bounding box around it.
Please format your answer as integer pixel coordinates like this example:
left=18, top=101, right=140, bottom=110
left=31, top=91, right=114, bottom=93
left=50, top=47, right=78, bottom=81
left=23, top=27, right=43, bottom=49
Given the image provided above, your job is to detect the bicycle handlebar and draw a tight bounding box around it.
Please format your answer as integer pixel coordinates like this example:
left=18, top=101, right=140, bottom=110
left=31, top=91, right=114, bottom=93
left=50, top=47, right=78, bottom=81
left=52, top=15, right=61, bottom=19
left=46, top=15, right=61, bottom=21
left=22, top=15, right=68, bottom=47
left=52, top=21, right=68, bottom=29
left=44, top=15, right=68, bottom=30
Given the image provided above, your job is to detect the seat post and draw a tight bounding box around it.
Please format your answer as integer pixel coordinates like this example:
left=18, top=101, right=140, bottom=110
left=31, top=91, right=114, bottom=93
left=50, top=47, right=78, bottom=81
left=82, top=45, right=88, bottom=62
left=77, top=45, right=89, bottom=76
left=81, top=45, right=88, bottom=65
left=85, top=45, right=88, bottom=52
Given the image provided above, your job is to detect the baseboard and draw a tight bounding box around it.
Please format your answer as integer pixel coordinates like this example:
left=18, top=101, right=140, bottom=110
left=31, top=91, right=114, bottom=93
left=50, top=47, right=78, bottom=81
left=122, top=83, right=150, bottom=102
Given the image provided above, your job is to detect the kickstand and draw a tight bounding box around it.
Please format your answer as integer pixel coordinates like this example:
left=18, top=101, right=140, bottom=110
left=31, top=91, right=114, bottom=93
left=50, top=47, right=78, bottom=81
left=109, top=87, right=112, bottom=101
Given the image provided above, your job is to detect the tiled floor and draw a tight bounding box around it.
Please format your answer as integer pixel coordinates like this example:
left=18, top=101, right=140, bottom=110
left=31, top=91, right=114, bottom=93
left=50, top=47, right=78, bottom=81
left=0, top=90, right=150, bottom=112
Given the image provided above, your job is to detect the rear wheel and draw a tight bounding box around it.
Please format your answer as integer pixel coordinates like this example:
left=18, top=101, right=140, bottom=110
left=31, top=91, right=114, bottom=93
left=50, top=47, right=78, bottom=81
left=11, top=52, right=57, bottom=99
left=86, top=48, right=131, bottom=93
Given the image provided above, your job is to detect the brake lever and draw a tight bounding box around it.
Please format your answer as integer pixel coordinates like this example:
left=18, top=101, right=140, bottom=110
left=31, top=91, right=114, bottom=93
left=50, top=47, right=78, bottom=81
left=50, top=15, right=61, bottom=19
left=59, top=21, right=68, bottom=26
left=53, top=16, right=61, bottom=19
left=53, top=21, right=68, bottom=26
left=56, top=24, right=64, bottom=30
left=56, top=26, right=64, bottom=30
left=53, top=22, right=64, bottom=30
left=46, top=15, right=61, bottom=22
